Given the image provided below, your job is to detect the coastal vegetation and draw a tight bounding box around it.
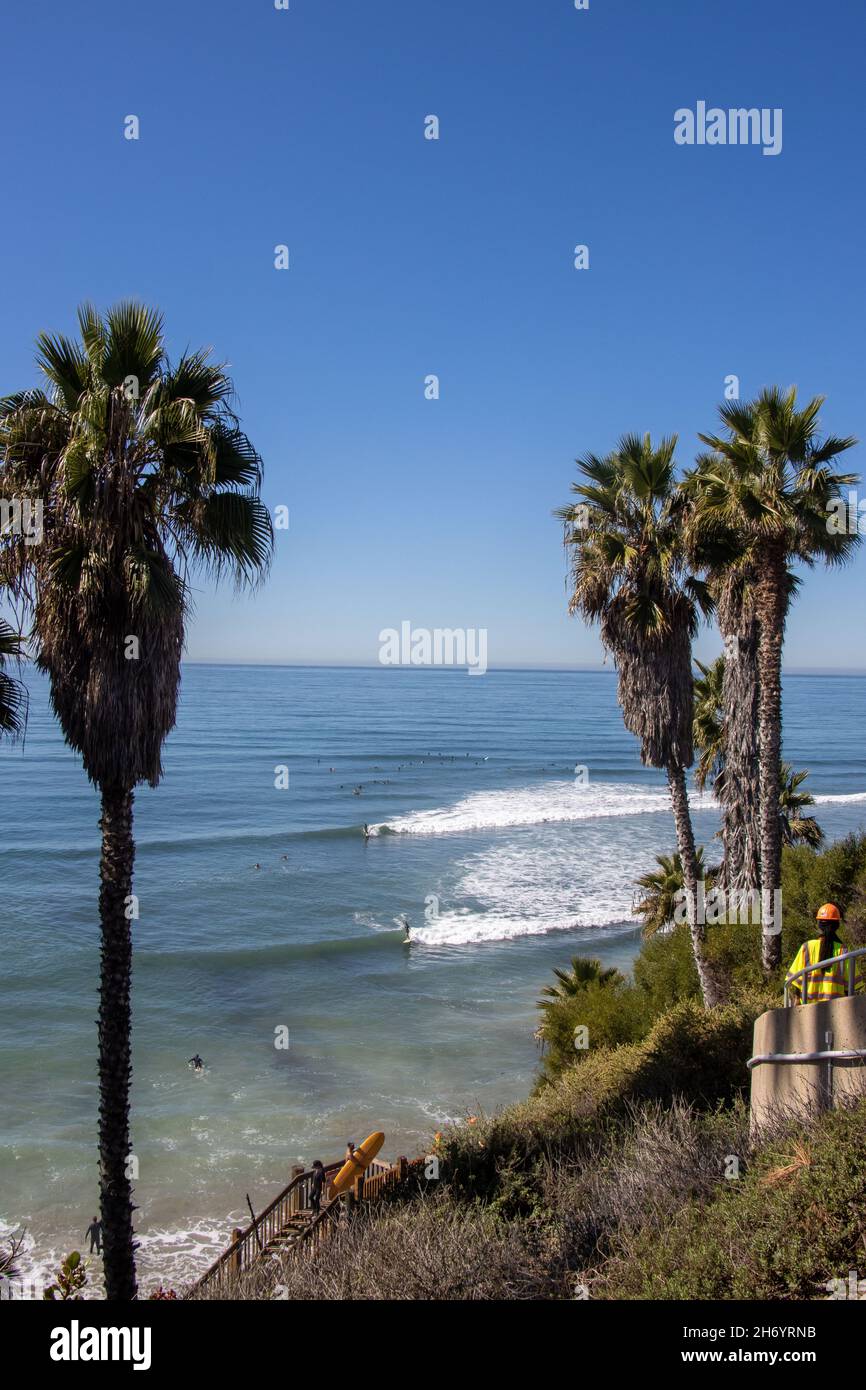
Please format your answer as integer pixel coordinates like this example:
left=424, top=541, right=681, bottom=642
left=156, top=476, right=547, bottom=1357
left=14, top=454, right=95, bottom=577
left=199, top=835, right=866, bottom=1302
left=0, top=302, right=273, bottom=1300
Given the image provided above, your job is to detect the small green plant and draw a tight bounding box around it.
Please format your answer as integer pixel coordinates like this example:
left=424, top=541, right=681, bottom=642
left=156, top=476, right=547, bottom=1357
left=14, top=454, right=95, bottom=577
left=0, top=1230, right=25, bottom=1299
left=43, top=1251, right=87, bottom=1301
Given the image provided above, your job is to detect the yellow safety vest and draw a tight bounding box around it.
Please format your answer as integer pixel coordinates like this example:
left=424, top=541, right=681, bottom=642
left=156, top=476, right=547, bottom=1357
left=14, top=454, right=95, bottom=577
left=786, top=938, right=863, bottom=1004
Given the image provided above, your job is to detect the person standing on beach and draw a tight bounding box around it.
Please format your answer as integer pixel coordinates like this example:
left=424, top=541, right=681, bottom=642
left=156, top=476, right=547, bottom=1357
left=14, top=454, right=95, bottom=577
left=309, top=1160, right=325, bottom=1216
left=85, top=1216, right=102, bottom=1255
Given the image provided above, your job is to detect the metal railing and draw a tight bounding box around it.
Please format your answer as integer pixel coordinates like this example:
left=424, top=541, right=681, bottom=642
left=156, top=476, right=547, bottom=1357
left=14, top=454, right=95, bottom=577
left=783, top=944, right=866, bottom=1007
left=748, top=1046, right=866, bottom=1070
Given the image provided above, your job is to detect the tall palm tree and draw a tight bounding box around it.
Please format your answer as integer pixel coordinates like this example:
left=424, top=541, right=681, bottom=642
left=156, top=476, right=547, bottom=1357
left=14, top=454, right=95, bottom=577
left=0, top=618, right=27, bottom=737
left=0, top=303, right=273, bottom=1299
left=692, top=388, right=858, bottom=970
left=557, top=433, right=723, bottom=1007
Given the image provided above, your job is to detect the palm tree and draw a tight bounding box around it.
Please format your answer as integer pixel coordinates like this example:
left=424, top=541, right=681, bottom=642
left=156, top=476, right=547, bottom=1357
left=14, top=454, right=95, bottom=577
left=633, top=848, right=711, bottom=938
left=712, top=574, right=762, bottom=895
left=692, top=655, right=824, bottom=852
left=692, top=658, right=725, bottom=795
left=691, top=388, right=858, bottom=970
left=557, top=433, right=723, bottom=1007
left=0, top=303, right=273, bottom=1299
left=779, top=762, right=823, bottom=850
left=538, top=955, right=622, bottom=1002
left=0, top=618, right=27, bottom=737
left=534, top=956, right=627, bottom=1064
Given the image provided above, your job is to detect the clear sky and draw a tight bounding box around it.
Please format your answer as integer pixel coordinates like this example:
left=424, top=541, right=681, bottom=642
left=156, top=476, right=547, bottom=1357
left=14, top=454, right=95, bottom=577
left=1, top=0, right=864, bottom=670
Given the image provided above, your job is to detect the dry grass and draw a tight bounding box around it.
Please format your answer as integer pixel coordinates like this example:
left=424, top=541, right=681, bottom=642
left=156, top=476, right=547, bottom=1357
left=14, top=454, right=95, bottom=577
left=190, top=1194, right=568, bottom=1302
left=193, top=1097, right=758, bottom=1302
left=759, top=1138, right=812, bottom=1187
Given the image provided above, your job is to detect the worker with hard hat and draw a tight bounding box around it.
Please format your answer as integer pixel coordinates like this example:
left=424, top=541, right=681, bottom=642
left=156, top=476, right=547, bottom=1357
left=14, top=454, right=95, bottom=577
left=786, top=904, right=865, bottom=1004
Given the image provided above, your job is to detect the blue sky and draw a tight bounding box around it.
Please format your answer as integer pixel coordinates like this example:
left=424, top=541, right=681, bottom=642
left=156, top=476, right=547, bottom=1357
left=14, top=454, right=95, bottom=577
left=1, top=0, right=864, bottom=669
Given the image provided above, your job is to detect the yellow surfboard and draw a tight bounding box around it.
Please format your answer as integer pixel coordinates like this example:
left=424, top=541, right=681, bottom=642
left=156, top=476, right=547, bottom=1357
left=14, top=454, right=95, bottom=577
left=328, top=1131, right=385, bottom=1196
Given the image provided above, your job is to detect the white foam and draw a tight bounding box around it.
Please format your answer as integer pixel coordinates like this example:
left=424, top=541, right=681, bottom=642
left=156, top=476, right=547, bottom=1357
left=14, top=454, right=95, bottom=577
left=813, top=792, right=866, bottom=804
left=404, top=821, right=666, bottom=946
left=373, top=779, right=710, bottom=837
left=409, top=910, right=601, bottom=946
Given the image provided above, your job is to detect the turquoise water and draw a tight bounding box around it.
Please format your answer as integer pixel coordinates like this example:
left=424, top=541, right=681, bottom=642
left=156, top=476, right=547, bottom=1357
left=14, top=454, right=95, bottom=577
left=1, top=665, right=865, bottom=1291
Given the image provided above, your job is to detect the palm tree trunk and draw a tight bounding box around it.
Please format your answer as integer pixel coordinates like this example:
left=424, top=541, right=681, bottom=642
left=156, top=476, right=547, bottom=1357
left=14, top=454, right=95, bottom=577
left=755, top=551, right=786, bottom=973
left=720, top=617, right=760, bottom=897
left=97, top=784, right=138, bottom=1300
left=667, top=762, right=723, bottom=1007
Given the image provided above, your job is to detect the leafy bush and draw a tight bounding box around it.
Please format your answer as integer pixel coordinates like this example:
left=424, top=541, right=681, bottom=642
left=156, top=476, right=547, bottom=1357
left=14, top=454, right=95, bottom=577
left=440, top=989, right=772, bottom=1204
left=535, top=975, right=653, bottom=1087
left=632, top=924, right=701, bottom=1011
left=594, top=1098, right=866, bottom=1300
left=43, top=1251, right=87, bottom=1301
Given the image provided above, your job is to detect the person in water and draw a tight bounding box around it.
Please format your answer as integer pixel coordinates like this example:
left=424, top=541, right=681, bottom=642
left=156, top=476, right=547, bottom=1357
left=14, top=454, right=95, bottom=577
left=310, top=1160, right=325, bottom=1215
left=85, top=1216, right=102, bottom=1255
left=188, top=1054, right=204, bottom=1072
left=363, top=823, right=370, bottom=841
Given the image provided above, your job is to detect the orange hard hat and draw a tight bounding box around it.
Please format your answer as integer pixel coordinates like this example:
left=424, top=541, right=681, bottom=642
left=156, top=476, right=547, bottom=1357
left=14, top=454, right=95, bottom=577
left=816, top=903, right=841, bottom=922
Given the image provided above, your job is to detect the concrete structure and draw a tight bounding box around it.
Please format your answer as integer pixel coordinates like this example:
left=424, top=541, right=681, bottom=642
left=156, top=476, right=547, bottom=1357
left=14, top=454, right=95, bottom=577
left=749, top=995, right=866, bottom=1136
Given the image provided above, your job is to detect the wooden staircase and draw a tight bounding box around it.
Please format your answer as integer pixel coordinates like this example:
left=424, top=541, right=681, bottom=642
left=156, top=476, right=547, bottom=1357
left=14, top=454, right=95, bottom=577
left=191, top=1153, right=423, bottom=1295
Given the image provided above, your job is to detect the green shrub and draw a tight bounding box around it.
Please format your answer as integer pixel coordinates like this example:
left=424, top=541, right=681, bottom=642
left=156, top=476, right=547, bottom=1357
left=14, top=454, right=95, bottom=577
left=440, top=989, right=772, bottom=1204
left=535, top=978, right=653, bottom=1087
left=632, top=925, right=701, bottom=1011
left=595, top=1098, right=866, bottom=1300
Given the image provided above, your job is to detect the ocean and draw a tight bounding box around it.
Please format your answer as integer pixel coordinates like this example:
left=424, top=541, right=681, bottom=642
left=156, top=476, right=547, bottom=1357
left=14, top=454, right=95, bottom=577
left=1, top=664, right=865, bottom=1293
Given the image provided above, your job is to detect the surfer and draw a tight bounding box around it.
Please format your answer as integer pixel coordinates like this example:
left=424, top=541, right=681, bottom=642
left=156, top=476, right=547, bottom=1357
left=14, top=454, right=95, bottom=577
left=84, top=1216, right=102, bottom=1255
left=394, top=914, right=411, bottom=942
left=363, top=823, right=370, bottom=841
left=188, top=1054, right=205, bottom=1073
